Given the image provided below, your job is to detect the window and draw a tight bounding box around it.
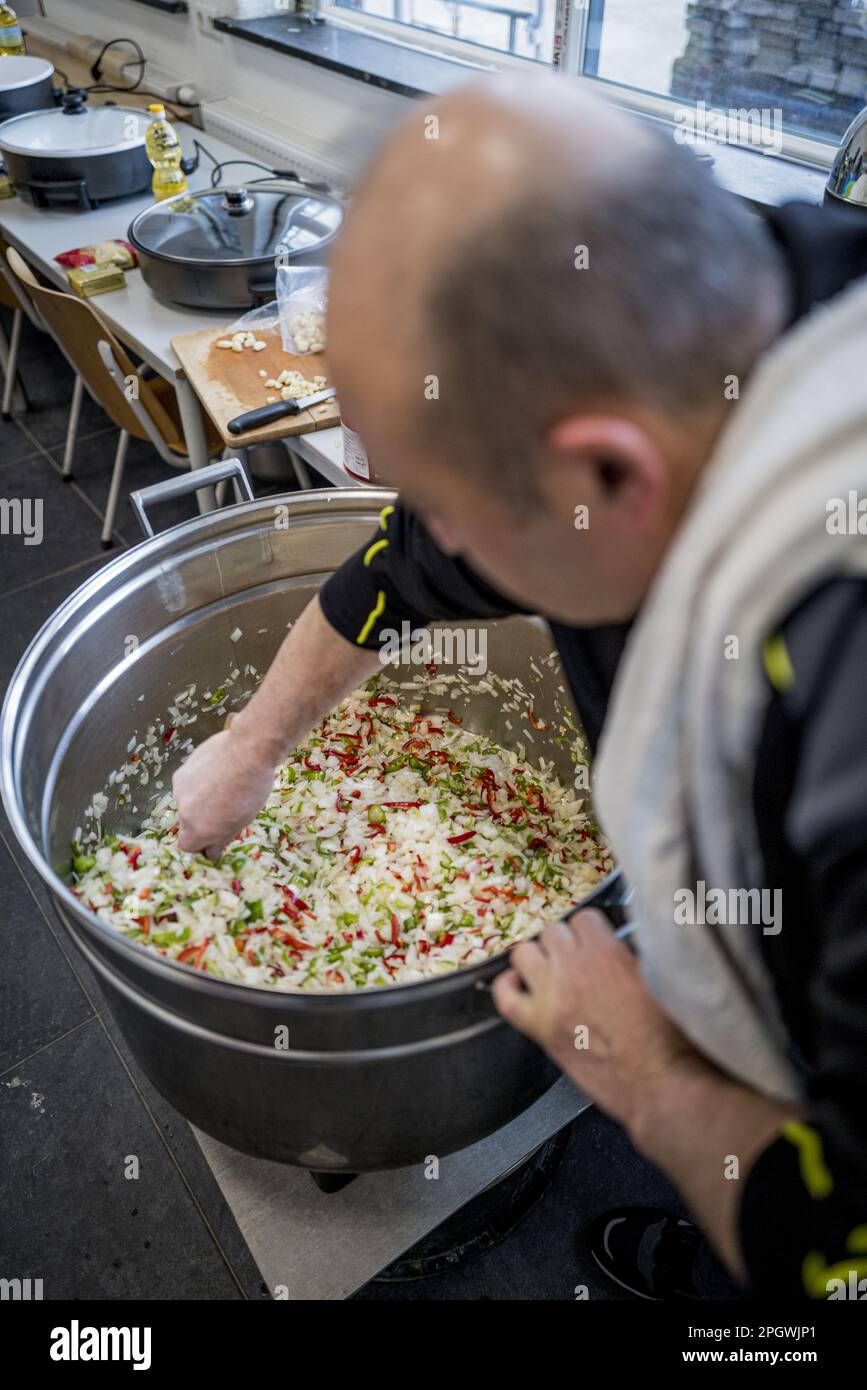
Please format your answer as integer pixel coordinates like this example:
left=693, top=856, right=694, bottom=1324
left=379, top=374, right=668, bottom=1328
left=330, top=0, right=557, bottom=63
left=327, top=0, right=867, bottom=151
left=584, top=0, right=867, bottom=148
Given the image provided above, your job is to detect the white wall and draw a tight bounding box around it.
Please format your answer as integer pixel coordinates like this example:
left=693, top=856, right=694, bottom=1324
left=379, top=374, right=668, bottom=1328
left=42, top=0, right=414, bottom=182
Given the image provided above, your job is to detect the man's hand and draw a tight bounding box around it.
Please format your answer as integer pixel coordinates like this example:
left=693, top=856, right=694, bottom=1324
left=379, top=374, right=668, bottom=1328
left=493, top=907, right=799, bottom=1281
left=173, top=713, right=281, bottom=860
left=492, top=908, right=699, bottom=1133
left=170, top=595, right=382, bottom=860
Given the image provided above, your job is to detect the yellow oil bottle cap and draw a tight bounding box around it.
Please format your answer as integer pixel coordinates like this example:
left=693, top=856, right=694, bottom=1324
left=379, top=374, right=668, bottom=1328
left=147, top=103, right=165, bottom=114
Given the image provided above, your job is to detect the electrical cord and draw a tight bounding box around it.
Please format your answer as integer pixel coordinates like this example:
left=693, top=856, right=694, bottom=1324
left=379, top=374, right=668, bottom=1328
left=88, top=36, right=146, bottom=93
left=46, top=36, right=329, bottom=192
left=207, top=159, right=330, bottom=193
left=84, top=35, right=200, bottom=115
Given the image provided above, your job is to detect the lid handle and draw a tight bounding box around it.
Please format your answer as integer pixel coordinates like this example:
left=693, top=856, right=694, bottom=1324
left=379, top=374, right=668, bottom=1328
left=60, top=89, right=87, bottom=115
left=222, top=187, right=254, bottom=215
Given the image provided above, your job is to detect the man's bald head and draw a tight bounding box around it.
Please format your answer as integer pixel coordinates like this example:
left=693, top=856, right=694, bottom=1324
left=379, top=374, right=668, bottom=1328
left=328, top=74, right=788, bottom=509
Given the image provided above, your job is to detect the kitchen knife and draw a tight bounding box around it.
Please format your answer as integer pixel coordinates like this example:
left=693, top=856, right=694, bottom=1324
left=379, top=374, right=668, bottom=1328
left=227, top=387, right=337, bottom=436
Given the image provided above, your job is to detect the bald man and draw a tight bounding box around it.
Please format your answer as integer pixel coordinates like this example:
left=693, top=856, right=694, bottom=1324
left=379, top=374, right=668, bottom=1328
left=174, top=76, right=867, bottom=1300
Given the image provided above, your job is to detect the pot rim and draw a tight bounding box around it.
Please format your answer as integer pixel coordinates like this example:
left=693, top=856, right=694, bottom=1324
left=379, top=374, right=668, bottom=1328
left=1, top=488, right=619, bottom=1010
left=0, top=56, right=54, bottom=91
left=0, top=104, right=148, bottom=158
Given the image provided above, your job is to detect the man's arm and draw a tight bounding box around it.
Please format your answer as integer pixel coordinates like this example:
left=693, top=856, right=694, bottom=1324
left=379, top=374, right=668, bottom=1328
left=319, top=501, right=528, bottom=649
left=174, top=503, right=522, bottom=855
left=491, top=911, right=798, bottom=1283
left=173, top=596, right=381, bottom=858
left=496, top=577, right=867, bottom=1296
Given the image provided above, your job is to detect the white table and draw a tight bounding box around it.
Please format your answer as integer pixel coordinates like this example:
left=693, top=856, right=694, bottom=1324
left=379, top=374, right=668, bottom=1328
left=0, top=119, right=348, bottom=497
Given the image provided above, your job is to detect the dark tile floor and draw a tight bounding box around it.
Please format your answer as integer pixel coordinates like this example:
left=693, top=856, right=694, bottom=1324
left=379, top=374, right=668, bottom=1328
left=0, top=311, right=677, bottom=1300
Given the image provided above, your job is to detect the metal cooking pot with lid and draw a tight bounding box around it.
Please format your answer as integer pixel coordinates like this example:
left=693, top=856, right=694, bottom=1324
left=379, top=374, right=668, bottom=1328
left=0, top=465, right=623, bottom=1171
left=826, top=104, right=867, bottom=211
left=0, top=55, right=55, bottom=120
left=128, top=181, right=344, bottom=310
left=0, top=95, right=152, bottom=208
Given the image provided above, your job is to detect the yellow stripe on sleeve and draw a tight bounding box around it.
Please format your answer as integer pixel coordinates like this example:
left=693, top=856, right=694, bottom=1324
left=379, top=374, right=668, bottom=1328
left=363, top=538, right=389, bottom=567
left=379, top=505, right=395, bottom=531
left=356, top=590, right=386, bottom=645
left=763, top=633, right=795, bottom=692
left=782, top=1121, right=834, bottom=1199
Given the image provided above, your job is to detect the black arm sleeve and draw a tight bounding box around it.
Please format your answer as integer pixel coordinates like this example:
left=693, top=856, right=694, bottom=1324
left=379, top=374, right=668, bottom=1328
left=319, top=502, right=527, bottom=649
left=740, top=578, right=867, bottom=1298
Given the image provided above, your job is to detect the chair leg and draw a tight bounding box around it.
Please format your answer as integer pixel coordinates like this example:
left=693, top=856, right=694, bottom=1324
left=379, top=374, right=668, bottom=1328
left=102, top=429, right=129, bottom=548
left=287, top=448, right=312, bottom=490
left=1, top=309, right=25, bottom=418
left=62, top=374, right=84, bottom=480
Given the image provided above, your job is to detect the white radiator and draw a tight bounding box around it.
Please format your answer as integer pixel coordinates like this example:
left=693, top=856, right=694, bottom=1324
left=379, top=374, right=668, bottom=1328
left=201, top=97, right=353, bottom=193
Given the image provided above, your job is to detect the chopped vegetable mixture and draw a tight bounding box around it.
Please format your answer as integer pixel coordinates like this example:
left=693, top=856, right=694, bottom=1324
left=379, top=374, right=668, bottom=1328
left=70, top=683, right=611, bottom=991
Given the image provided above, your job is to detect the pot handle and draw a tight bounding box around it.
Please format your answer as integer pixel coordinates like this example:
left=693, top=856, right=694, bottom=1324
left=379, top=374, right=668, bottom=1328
left=130, top=458, right=255, bottom=539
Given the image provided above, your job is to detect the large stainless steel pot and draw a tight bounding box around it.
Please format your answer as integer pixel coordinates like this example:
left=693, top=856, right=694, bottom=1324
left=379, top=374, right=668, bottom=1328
left=1, top=463, right=621, bottom=1171
left=826, top=104, right=867, bottom=211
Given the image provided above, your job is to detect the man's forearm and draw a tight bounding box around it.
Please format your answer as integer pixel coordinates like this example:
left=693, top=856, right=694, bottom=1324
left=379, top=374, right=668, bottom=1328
left=629, top=1058, right=799, bottom=1282
left=232, top=595, right=382, bottom=760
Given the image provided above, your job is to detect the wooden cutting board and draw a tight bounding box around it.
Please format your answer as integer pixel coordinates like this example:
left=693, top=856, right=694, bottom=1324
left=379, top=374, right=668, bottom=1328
left=171, top=323, right=340, bottom=448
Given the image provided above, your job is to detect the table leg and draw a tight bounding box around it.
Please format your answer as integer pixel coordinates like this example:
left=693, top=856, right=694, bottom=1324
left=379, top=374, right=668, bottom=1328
left=175, top=373, right=216, bottom=513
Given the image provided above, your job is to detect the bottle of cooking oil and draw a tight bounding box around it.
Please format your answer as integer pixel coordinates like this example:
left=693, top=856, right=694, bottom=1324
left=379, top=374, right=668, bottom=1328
left=144, top=104, right=189, bottom=202
left=0, top=5, right=26, bottom=56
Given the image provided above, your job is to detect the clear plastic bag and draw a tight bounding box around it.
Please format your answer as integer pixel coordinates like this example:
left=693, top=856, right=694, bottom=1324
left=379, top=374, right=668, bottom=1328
left=275, top=264, right=328, bottom=355
left=225, top=266, right=328, bottom=355
left=225, top=302, right=280, bottom=338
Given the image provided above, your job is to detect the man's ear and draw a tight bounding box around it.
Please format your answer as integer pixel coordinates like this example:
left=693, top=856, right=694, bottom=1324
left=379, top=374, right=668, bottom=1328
left=543, top=415, right=668, bottom=530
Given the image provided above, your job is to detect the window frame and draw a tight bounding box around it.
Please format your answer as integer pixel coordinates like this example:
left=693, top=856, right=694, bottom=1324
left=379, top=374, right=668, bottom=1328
left=319, top=1, right=841, bottom=171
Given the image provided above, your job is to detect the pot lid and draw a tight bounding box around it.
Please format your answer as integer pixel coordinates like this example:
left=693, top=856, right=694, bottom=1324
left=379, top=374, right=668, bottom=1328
left=0, top=103, right=148, bottom=157
left=128, top=183, right=344, bottom=266
left=0, top=55, right=54, bottom=91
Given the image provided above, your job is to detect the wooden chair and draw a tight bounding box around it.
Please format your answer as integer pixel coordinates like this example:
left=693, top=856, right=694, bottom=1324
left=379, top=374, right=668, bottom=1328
left=5, top=246, right=223, bottom=546
left=0, top=231, right=39, bottom=418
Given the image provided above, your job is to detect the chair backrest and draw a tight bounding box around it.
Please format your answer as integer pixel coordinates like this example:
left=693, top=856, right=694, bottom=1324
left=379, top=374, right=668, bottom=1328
left=4, top=247, right=180, bottom=445
left=0, top=232, right=41, bottom=321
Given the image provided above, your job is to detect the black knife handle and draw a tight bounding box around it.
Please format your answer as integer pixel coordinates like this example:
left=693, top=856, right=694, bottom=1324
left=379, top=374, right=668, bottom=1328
left=227, top=399, right=301, bottom=435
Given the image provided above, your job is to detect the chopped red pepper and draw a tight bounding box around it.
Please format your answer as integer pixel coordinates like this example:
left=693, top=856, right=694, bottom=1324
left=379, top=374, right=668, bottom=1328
left=282, top=887, right=312, bottom=914
left=178, top=938, right=210, bottom=969
left=447, top=830, right=476, bottom=844
left=163, top=726, right=176, bottom=743
left=270, top=927, right=311, bottom=951
left=447, top=710, right=463, bottom=725
left=390, top=912, right=402, bottom=946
